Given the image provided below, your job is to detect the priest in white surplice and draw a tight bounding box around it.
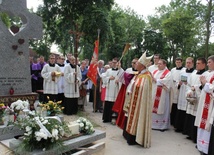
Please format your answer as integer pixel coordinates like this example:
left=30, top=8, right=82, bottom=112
left=41, top=54, right=61, bottom=103
left=152, top=59, right=172, bottom=131
left=195, top=56, right=214, bottom=155
left=170, top=57, right=185, bottom=127
left=185, top=58, right=208, bottom=143
left=102, top=58, right=124, bottom=123
left=174, top=57, right=196, bottom=133
left=148, top=54, right=160, bottom=73
left=57, top=55, right=65, bottom=108
left=64, top=56, right=82, bottom=115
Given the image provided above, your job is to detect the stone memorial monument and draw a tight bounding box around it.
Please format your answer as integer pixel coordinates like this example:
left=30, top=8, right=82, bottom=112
left=0, top=0, right=43, bottom=107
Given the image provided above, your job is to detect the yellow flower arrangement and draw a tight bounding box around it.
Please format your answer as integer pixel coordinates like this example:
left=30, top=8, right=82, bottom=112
left=39, top=100, right=64, bottom=116
left=0, top=103, right=8, bottom=125
left=0, top=103, right=5, bottom=108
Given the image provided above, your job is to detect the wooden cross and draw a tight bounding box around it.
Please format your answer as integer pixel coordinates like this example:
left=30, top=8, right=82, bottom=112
left=69, top=23, right=84, bottom=58
left=69, top=23, right=84, bottom=92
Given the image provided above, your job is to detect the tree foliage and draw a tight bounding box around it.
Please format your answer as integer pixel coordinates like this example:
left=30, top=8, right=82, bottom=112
left=31, top=0, right=114, bottom=59
left=146, top=0, right=213, bottom=67
left=29, top=0, right=214, bottom=68
left=108, top=5, right=146, bottom=68
left=0, top=12, right=11, bottom=28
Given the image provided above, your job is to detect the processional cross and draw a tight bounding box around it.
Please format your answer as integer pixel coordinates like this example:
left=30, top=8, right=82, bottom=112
left=69, top=23, right=84, bottom=92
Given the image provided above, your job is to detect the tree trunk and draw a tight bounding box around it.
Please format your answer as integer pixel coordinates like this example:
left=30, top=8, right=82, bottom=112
left=204, top=0, right=212, bottom=58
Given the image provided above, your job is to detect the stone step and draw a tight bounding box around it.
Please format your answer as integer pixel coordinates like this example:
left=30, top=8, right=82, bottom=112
left=73, top=142, right=105, bottom=155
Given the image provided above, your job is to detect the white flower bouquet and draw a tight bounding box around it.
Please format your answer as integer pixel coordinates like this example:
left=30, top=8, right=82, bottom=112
left=10, top=99, right=29, bottom=112
left=14, top=111, right=71, bottom=152
left=76, top=117, right=95, bottom=135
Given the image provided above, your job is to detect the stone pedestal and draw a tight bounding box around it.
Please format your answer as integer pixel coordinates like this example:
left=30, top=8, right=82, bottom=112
left=0, top=93, right=38, bottom=110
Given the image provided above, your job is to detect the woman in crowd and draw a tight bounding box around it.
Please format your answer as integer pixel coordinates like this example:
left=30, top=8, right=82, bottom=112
left=78, top=60, right=89, bottom=111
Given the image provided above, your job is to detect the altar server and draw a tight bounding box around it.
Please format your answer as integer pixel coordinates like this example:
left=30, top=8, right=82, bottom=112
left=185, top=58, right=208, bottom=143
left=170, top=57, right=185, bottom=126
left=102, top=58, right=124, bottom=123
left=174, top=57, right=195, bottom=133
left=64, top=56, right=82, bottom=115
left=41, top=54, right=61, bottom=102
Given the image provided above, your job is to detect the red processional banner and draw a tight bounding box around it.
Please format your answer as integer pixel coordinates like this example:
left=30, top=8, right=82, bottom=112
left=87, top=40, right=99, bottom=86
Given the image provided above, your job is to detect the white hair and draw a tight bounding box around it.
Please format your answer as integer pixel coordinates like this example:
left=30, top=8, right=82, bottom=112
left=98, top=60, right=104, bottom=65
left=104, top=65, right=110, bottom=68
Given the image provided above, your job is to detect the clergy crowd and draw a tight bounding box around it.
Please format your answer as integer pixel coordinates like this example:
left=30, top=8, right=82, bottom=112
left=30, top=52, right=214, bottom=155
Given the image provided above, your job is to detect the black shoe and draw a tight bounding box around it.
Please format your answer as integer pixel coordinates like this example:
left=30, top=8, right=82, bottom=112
left=99, top=110, right=103, bottom=113
left=186, top=136, right=191, bottom=140
left=175, top=129, right=182, bottom=132
left=127, top=141, right=138, bottom=145
left=160, top=129, right=166, bottom=132
left=93, top=110, right=98, bottom=113
left=200, top=151, right=207, bottom=155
